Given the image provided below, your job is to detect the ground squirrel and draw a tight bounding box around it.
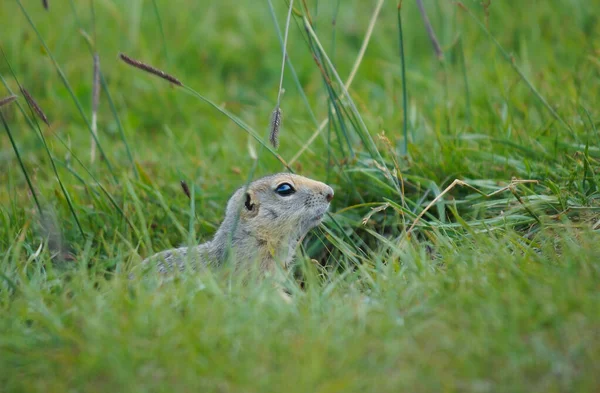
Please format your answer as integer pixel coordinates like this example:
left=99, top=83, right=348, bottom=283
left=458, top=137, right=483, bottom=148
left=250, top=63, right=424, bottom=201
left=141, top=173, right=334, bottom=276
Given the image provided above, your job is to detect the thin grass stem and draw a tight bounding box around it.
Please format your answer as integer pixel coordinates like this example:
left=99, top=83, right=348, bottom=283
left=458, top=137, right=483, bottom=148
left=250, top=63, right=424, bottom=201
left=416, top=0, right=444, bottom=60
left=91, top=53, right=100, bottom=163
left=397, top=2, right=409, bottom=156
left=1, top=52, right=84, bottom=238
left=0, top=112, right=44, bottom=218
left=51, top=132, right=136, bottom=232
left=21, top=91, right=86, bottom=239
left=267, top=0, right=318, bottom=127
left=458, top=37, right=472, bottom=123
left=13, top=1, right=118, bottom=181
left=276, top=0, right=294, bottom=110
left=289, top=0, right=384, bottom=165
left=456, top=1, right=574, bottom=137
left=68, top=0, right=138, bottom=178
left=150, top=0, right=170, bottom=62
left=303, top=17, right=401, bottom=195
left=269, top=0, right=294, bottom=149
left=180, top=85, right=291, bottom=170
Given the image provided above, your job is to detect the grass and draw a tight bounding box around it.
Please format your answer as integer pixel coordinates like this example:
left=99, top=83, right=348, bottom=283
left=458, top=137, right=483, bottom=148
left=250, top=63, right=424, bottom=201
left=1, top=0, right=599, bottom=391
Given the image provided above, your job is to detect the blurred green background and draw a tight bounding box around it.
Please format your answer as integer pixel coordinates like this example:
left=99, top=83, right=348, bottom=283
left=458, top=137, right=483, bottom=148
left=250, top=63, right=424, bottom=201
left=1, top=0, right=599, bottom=391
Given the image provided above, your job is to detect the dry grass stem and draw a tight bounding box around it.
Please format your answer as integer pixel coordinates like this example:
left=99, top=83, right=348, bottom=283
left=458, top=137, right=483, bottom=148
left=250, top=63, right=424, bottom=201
left=361, top=203, right=391, bottom=225
left=119, top=53, right=182, bottom=86
left=92, top=54, right=101, bottom=112
left=0, top=95, right=17, bottom=108
left=91, top=53, right=101, bottom=162
left=20, top=87, right=49, bottom=125
left=406, top=178, right=539, bottom=236
left=415, top=0, right=444, bottom=60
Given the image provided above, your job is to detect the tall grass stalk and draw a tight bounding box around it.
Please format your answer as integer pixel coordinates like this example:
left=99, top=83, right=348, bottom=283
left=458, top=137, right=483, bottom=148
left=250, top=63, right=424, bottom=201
left=289, top=0, right=384, bottom=165
left=269, top=0, right=295, bottom=149
left=1, top=52, right=87, bottom=238
left=52, top=134, right=136, bottom=233
left=415, top=0, right=443, bottom=60
left=397, top=1, right=409, bottom=156
left=68, top=0, right=138, bottom=178
left=273, top=0, right=294, bottom=116
left=1, top=71, right=132, bottom=236
left=20, top=90, right=86, bottom=239
left=91, top=53, right=100, bottom=163
left=269, top=4, right=364, bottom=201
left=15, top=0, right=118, bottom=182
left=267, top=0, right=318, bottom=128
left=266, top=4, right=357, bottom=197
left=1, top=51, right=84, bottom=239
left=458, top=37, right=472, bottom=123
left=0, top=112, right=44, bottom=218
left=303, top=17, right=401, bottom=195
left=150, top=0, right=170, bottom=62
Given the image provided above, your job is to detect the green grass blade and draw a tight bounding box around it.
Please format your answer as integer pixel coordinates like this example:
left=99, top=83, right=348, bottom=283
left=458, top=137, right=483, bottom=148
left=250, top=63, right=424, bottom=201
left=397, top=2, right=409, bottom=156
left=51, top=135, right=136, bottom=233
left=457, top=2, right=575, bottom=138
left=150, top=0, right=170, bottom=63
left=458, top=36, right=472, bottom=123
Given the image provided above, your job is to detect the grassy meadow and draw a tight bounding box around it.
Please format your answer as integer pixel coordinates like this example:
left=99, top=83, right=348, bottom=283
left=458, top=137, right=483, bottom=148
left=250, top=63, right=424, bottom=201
left=1, top=0, right=600, bottom=391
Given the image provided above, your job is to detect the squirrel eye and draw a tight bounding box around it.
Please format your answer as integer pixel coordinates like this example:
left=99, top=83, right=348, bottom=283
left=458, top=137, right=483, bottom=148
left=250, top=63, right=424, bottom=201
left=275, top=183, right=295, bottom=196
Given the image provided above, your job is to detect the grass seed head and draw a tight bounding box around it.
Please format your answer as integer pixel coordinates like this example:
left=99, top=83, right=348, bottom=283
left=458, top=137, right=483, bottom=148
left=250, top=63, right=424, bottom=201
left=119, top=53, right=182, bottom=86
left=20, top=87, right=49, bottom=126
left=180, top=180, right=191, bottom=199
left=269, top=106, right=282, bottom=149
left=0, top=95, right=17, bottom=109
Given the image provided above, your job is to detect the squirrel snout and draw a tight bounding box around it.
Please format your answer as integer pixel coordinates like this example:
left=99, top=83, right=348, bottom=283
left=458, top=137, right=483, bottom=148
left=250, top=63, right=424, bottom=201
left=324, top=186, right=334, bottom=203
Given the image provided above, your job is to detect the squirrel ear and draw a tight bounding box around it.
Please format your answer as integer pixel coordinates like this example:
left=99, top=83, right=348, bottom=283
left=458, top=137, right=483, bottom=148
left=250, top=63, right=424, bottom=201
left=243, top=191, right=260, bottom=218
left=244, top=192, right=254, bottom=211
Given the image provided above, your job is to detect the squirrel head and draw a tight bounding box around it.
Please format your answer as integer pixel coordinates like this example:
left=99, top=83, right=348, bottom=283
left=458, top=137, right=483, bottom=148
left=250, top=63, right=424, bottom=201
left=227, top=173, right=334, bottom=243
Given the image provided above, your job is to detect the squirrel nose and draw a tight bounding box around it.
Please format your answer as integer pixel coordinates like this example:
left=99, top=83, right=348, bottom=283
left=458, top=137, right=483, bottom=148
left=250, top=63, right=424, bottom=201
left=324, top=187, right=334, bottom=202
